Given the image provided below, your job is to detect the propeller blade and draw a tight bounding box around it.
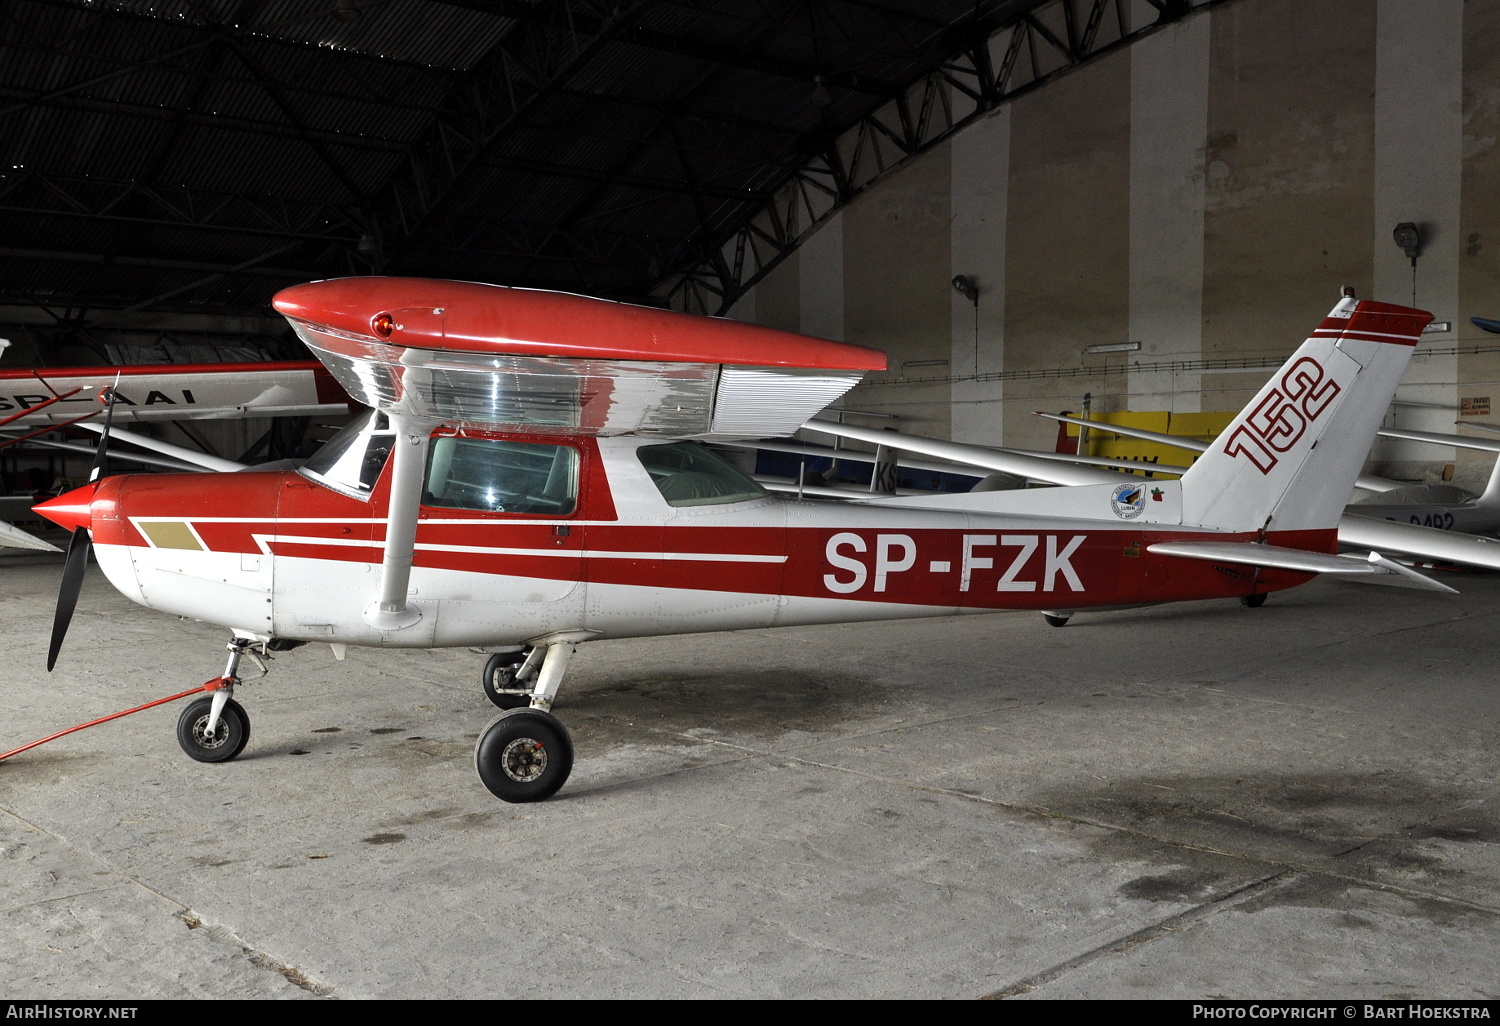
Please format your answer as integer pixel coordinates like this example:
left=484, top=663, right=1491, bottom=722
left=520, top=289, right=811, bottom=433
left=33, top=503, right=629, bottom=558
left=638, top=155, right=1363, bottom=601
left=89, top=385, right=117, bottom=482
left=45, top=386, right=113, bottom=671
left=47, top=525, right=92, bottom=671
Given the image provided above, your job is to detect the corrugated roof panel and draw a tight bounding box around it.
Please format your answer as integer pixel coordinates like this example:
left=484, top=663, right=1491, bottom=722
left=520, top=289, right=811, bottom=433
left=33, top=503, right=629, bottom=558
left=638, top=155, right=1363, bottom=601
left=248, top=0, right=517, bottom=71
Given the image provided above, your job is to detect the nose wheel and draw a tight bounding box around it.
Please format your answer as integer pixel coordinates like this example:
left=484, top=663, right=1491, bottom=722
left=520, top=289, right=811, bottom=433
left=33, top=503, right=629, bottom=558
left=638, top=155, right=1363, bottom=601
left=176, top=696, right=250, bottom=763
left=172, top=636, right=266, bottom=764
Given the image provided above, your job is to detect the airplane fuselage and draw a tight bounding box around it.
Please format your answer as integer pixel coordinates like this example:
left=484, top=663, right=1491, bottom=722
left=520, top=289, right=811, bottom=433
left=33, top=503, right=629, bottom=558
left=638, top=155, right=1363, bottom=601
left=79, top=433, right=1317, bottom=648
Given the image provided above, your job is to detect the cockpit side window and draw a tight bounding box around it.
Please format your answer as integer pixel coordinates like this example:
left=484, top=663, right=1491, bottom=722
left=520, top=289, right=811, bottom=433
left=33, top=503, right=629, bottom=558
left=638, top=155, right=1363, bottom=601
left=299, top=410, right=396, bottom=499
left=637, top=441, right=767, bottom=507
left=422, top=437, right=578, bottom=516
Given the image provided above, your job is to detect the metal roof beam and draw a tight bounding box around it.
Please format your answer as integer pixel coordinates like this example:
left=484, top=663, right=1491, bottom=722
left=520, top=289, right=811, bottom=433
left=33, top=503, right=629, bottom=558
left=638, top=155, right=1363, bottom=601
left=0, top=245, right=308, bottom=281
left=0, top=170, right=365, bottom=242
left=667, top=0, right=1235, bottom=314
left=618, top=27, right=901, bottom=99
left=369, top=0, right=653, bottom=269
left=0, top=89, right=415, bottom=153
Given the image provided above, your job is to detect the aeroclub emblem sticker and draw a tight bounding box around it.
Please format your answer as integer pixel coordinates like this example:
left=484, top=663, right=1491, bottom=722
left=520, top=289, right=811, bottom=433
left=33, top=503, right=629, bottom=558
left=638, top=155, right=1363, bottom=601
left=1110, top=483, right=1145, bottom=520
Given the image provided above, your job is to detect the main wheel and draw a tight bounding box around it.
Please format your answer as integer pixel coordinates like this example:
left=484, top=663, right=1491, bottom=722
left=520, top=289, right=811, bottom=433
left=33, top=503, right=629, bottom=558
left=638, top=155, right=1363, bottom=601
left=1241, top=593, right=1267, bottom=608
left=474, top=709, right=574, bottom=803
left=176, top=696, right=250, bottom=763
left=482, top=651, right=531, bottom=709
left=1043, top=613, right=1071, bottom=628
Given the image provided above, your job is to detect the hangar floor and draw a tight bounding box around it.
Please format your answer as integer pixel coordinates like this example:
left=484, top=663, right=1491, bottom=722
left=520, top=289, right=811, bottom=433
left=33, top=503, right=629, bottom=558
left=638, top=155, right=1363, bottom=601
left=1, top=550, right=1497, bottom=1000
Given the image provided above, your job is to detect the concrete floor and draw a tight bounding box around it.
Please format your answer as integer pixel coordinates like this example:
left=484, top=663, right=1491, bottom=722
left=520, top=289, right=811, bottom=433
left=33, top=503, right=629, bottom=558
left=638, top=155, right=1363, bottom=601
left=1, top=548, right=1497, bottom=1000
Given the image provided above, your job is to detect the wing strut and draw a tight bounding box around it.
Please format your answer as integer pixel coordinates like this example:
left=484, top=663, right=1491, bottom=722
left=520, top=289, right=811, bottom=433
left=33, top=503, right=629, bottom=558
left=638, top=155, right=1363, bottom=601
left=365, top=413, right=439, bottom=631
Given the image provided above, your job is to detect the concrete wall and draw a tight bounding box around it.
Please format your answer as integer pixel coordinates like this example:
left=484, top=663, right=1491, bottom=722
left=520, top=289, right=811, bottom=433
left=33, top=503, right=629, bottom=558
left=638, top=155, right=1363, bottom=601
left=731, top=0, right=1500, bottom=487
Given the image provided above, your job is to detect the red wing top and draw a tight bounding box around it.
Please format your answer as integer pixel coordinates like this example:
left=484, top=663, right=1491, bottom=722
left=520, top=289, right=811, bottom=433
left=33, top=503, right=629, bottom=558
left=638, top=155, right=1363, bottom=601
left=272, top=278, right=886, bottom=439
left=272, top=277, right=884, bottom=370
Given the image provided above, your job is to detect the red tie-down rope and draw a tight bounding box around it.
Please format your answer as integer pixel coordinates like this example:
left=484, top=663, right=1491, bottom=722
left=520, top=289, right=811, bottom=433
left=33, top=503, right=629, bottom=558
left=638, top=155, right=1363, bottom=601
left=0, top=677, right=229, bottom=763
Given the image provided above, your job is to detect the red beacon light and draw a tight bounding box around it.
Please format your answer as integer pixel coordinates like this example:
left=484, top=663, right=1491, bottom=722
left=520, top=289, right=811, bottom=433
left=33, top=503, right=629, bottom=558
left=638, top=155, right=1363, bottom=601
left=371, top=312, right=395, bottom=339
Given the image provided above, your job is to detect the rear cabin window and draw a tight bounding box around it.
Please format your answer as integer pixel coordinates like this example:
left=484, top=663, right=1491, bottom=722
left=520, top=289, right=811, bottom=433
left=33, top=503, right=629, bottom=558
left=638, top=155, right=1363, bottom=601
left=637, top=442, right=767, bottom=507
left=423, top=436, right=578, bottom=515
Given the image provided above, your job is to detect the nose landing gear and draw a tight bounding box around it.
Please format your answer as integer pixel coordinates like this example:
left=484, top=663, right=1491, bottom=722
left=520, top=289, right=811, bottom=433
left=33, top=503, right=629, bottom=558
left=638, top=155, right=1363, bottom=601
left=173, top=636, right=267, bottom=764
left=176, top=696, right=250, bottom=762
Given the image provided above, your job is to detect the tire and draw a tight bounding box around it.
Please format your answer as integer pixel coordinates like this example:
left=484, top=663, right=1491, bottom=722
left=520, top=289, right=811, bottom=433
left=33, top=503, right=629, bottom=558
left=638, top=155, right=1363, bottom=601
left=176, top=696, right=250, bottom=763
left=1043, top=613, right=1070, bottom=628
left=1241, top=593, right=1267, bottom=608
left=482, top=651, right=531, bottom=709
left=474, top=709, right=574, bottom=803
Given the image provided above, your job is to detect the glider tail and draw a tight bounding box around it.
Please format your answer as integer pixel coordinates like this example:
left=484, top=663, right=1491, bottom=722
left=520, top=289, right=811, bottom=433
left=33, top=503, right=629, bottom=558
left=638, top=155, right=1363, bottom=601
left=1178, top=295, right=1432, bottom=535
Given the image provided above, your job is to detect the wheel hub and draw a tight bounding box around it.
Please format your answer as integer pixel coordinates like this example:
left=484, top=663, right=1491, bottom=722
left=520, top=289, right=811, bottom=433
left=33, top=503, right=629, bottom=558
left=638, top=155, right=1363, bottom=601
left=500, top=737, right=547, bottom=782
left=190, top=716, right=230, bottom=750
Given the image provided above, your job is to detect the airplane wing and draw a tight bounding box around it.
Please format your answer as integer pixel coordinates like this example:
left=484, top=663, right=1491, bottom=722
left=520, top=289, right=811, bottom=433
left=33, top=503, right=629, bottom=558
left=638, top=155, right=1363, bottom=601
left=806, top=419, right=1500, bottom=573
left=1336, top=513, right=1500, bottom=571
left=0, top=507, right=60, bottom=552
left=801, top=419, right=1121, bottom=486
left=272, top=278, right=884, bottom=439
left=1376, top=426, right=1500, bottom=453
left=1034, top=410, right=1209, bottom=453
left=1034, top=410, right=1403, bottom=493
left=0, top=361, right=354, bottom=427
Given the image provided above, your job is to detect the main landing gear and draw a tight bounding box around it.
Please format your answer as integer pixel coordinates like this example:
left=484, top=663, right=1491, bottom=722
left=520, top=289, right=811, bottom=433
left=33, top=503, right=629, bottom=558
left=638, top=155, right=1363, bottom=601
left=165, top=633, right=589, bottom=803
left=175, top=636, right=266, bottom=763
left=1241, top=593, right=1267, bottom=608
left=1042, top=611, right=1072, bottom=628
left=474, top=631, right=595, bottom=803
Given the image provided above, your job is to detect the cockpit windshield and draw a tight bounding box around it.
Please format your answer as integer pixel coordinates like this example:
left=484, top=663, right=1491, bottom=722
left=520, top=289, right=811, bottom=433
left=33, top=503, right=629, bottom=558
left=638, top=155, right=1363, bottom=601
left=299, top=409, right=396, bottom=499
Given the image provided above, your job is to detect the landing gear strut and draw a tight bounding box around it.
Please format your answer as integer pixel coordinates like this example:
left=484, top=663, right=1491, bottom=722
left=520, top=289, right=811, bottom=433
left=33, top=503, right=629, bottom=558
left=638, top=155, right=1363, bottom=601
left=174, top=636, right=265, bottom=764
left=474, top=631, right=593, bottom=802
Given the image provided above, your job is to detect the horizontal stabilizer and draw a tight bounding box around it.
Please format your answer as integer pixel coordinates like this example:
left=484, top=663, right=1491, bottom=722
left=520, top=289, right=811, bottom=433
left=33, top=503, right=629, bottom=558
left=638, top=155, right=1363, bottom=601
left=1146, top=540, right=1457, bottom=593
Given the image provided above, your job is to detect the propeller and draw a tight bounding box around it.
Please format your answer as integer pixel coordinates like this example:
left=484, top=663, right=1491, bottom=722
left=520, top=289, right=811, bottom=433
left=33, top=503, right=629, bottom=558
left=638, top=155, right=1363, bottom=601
left=45, top=386, right=116, bottom=672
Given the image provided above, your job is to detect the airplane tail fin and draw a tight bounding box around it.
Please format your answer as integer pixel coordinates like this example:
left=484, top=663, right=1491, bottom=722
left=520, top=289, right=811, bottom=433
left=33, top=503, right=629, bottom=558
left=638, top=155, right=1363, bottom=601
left=1179, top=295, right=1432, bottom=535
left=1476, top=449, right=1500, bottom=508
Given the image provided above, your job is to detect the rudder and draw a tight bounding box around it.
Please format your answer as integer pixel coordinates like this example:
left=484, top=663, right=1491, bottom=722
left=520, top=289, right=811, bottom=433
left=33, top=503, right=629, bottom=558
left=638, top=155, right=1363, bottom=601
left=1179, top=295, right=1432, bottom=535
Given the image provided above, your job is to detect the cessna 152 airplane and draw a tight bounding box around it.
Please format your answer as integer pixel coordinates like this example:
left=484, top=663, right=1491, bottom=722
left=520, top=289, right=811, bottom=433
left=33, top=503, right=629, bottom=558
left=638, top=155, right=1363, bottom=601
left=27, top=279, right=1449, bottom=803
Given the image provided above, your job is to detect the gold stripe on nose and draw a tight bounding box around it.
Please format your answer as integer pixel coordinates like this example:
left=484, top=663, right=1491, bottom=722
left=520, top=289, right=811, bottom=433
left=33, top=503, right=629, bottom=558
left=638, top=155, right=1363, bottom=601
left=138, top=521, right=203, bottom=550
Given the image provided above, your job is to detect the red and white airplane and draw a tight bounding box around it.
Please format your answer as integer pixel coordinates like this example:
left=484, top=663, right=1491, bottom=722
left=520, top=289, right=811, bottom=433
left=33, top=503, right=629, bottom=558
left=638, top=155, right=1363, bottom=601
left=29, top=279, right=1447, bottom=802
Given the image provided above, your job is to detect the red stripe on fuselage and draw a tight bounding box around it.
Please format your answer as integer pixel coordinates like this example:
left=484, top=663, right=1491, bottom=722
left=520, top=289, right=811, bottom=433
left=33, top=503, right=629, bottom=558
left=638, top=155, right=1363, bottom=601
left=93, top=473, right=1329, bottom=610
